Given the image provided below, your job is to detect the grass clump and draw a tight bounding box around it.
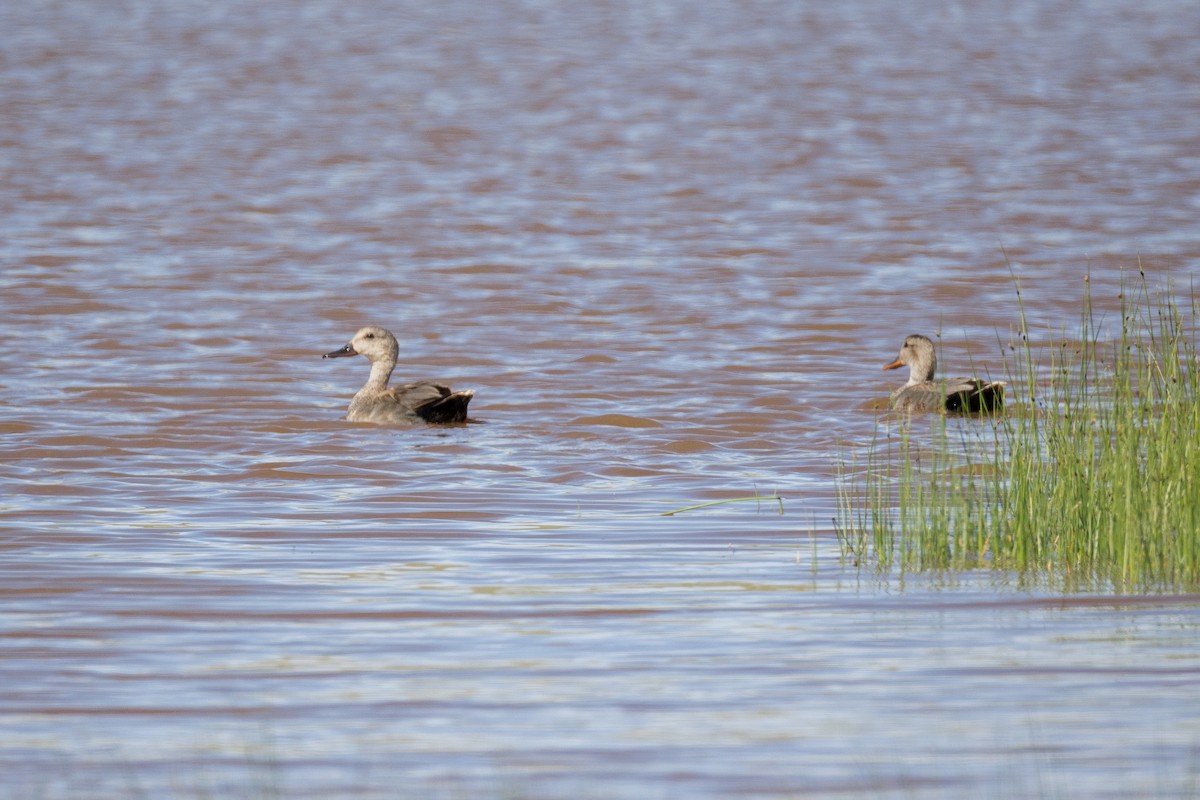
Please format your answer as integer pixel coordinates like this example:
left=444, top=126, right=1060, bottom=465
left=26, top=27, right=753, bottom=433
left=838, top=270, right=1200, bottom=591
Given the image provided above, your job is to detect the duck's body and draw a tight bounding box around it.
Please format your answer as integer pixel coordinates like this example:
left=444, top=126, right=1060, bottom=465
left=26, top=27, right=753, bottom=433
left=323, top=326, right=473, bottom=424
left=883, top=334, right=1005, bottom=414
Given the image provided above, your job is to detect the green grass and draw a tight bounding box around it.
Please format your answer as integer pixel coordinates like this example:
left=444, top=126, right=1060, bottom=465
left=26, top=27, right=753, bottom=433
left=837, top=269, right=1200, bottom=591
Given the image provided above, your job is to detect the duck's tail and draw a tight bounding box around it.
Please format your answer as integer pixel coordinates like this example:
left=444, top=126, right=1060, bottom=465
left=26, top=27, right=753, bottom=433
left=416, top=389, right=475, bottom=424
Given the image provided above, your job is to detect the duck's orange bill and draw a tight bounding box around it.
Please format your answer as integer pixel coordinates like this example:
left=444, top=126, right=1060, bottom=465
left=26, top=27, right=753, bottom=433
left=882, top=358, right=903, bottom=371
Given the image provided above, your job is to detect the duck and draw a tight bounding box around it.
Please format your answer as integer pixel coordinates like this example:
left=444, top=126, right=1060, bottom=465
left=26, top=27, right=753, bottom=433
left=882, top=334, right=1005, bottom=413
left=323, top=326, right=474, bottom=424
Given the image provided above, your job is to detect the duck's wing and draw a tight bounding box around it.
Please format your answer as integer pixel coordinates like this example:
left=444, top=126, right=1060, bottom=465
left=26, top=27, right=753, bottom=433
left=388, top=381, right=474, bottom=424
left=944, top=378, right=1006, bottom=414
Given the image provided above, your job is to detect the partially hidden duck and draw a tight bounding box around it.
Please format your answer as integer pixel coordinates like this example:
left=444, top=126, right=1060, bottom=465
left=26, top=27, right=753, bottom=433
left=883, top=334, right=1005, bottom=413
left=323, top=326, right=474, bottom=424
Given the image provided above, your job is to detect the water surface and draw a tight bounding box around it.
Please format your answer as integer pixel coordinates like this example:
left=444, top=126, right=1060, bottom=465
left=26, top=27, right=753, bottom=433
left=3, top=1, right=1200, bottom=797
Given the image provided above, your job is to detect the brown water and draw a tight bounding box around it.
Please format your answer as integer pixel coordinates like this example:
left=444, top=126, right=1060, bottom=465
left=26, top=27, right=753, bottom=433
left=4, top=1, right=1200, bottom=798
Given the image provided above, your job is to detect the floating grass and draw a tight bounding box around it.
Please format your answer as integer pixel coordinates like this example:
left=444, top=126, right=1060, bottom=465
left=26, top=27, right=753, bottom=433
left=661, top=493, right=785, bottom=516
left=839, top=269, right=1200, bottom=591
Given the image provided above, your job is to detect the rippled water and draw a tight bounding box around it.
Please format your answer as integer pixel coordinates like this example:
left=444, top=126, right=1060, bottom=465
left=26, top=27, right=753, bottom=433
left=3, top=1, right=1200, bottom=797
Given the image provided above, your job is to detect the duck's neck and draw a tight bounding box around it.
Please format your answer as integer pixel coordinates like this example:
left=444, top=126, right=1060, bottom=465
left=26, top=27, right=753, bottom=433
left=909, top=355, right=936, bottom=385
left=361, top=359, right=394, bottom=393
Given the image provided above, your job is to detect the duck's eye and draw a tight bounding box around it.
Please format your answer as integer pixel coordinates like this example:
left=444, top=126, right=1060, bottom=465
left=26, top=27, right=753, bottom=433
left=364, top=332, right=375, bottom=339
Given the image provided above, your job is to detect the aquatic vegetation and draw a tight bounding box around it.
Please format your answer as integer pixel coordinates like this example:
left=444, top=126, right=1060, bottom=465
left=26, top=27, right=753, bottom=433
left=838, top=270, right=1200, bottom=591
left=660, top=492, right=785, bottom=516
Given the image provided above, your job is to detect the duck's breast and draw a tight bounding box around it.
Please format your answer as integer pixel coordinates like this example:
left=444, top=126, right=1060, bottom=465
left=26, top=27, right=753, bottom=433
left=890, top=383, right=947, bottom=412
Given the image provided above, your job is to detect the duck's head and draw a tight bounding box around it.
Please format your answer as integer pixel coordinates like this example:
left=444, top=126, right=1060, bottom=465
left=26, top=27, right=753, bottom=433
left=883, top=334, right=937, bottom=384
left=323, top=326, right=399, bottom=364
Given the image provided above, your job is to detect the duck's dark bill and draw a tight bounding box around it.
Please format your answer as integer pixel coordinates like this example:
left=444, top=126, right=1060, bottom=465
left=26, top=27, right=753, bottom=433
left=323, top=344, right=357, bottom=359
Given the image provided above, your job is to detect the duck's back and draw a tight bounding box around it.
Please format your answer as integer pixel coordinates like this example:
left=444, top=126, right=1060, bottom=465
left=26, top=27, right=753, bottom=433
left=348, top=381, right=473, bottom=424
left=890, top=378, right=1005, bottom=413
